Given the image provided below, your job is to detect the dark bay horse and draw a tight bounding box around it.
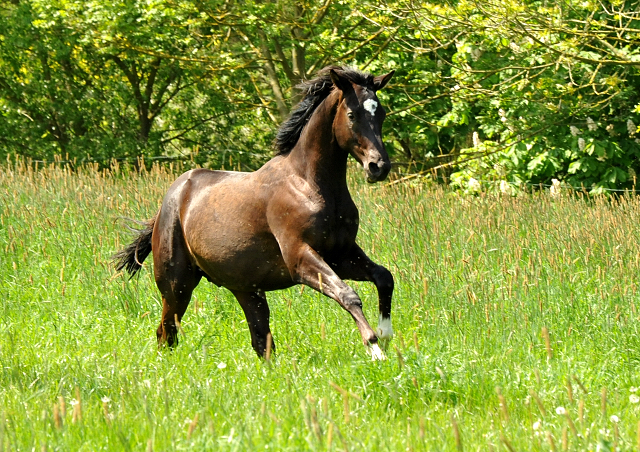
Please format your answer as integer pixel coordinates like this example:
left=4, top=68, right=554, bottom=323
left=115, top=66, right=395, bottom=360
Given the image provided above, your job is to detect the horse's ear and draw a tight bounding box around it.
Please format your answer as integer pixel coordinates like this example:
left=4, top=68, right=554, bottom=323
left=330, top=69, right=353, bottom=92
left=373, top=70, right=395, bottom=91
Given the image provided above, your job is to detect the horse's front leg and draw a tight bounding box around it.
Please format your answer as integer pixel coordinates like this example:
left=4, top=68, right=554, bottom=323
left=331, top=244, right=394, bottom=345
left=283, top=243, right=386, bottom=360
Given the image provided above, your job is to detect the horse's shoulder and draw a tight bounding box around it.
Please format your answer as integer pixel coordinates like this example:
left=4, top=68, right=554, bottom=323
left=263, top=174, right=322, bottom=220
left=288, top=173, right=315, bottom=194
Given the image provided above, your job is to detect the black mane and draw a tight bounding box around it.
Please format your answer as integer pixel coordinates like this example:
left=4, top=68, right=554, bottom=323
left=274, top=66, right=375, bottom=155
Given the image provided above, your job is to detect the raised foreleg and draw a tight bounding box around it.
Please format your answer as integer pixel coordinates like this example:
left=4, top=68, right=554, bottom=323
left=282, top=243, right=386, bottom=359
left=331, top=244, right=395, bottom=343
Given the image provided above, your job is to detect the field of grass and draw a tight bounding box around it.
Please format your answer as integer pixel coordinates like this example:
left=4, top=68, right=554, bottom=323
left=2, top=158, right=640, bottom=451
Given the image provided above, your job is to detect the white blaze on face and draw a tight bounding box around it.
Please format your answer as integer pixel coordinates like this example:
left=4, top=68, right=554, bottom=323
left=363, top=99, right=378, bottom=116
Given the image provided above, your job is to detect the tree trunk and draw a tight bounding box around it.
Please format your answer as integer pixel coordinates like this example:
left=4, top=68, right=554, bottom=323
left=257, top=30, right=289, bottom=120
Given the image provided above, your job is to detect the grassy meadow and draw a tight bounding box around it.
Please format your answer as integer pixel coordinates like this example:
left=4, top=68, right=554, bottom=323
left=2, top=159, right=640, bottom=451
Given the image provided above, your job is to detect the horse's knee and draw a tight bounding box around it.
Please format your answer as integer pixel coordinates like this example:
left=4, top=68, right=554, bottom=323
left=340, top=290, right=363, bottom=310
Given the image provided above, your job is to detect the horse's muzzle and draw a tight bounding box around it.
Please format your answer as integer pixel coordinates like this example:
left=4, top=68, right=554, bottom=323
left=366, top=159, right=391, bottom=183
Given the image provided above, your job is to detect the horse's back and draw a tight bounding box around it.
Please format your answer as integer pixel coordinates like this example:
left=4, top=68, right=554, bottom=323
left=155, top=168, right=245, bottom=230
left=170, top=168, right=246, bottom=194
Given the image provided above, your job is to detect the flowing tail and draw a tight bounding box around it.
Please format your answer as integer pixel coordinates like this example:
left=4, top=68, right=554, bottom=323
left=113, top=214, right=157, bottom=276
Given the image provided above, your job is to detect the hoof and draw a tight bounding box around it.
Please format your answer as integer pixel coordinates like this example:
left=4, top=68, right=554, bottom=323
left=368, top=343, right=387, bottom=361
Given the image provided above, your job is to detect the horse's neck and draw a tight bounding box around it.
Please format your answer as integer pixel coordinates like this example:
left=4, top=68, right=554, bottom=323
left=288, top=93, right=348, bottom=189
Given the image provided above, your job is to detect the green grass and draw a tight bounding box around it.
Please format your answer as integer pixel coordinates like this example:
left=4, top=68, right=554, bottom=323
left=2, top=159, right=640, bottom=451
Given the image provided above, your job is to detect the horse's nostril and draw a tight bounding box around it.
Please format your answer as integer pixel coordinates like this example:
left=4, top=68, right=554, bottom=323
left=368, top=161, right=382, bottom=175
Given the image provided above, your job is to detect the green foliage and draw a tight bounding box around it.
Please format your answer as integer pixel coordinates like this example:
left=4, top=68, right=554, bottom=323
left=434, top=0, right=640, bottom=192
left=1, top=0, right=640, bottom=189
left=0, top=0, right=271, bottom=165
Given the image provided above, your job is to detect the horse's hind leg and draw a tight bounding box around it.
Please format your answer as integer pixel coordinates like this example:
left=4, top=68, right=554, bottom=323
left=157, top=276, right=200, bottom=347
left=231, top=290, right=274, bottom=358
left=153, top=224, right=202, bottom=348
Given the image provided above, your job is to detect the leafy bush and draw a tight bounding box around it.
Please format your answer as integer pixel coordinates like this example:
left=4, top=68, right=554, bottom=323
left=2, top=0, right=640, bottom=191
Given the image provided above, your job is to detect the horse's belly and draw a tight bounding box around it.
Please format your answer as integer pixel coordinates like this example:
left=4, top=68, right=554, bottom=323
left=188, top=230, right=293, bottom=292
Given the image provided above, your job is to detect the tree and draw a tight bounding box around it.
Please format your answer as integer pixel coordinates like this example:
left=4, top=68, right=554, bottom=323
left=2, top=0, right=640, bottom=192
left=190, top=0, right=402, bottom=120
left=0, top=0, right=240, bottom=161
left=388, top=0, right=640, bottom=192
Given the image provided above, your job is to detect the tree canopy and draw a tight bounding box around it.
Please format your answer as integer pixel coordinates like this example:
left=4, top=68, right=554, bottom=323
left=1, top=0, right=639, bottom=192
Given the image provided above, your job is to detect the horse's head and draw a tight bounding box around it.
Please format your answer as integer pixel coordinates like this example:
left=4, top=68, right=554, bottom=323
left=330, top=69, right=394, bottom=183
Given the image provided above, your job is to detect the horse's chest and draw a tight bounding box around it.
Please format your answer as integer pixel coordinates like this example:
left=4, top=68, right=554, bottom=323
left=309, top=208, right=358, bottom=252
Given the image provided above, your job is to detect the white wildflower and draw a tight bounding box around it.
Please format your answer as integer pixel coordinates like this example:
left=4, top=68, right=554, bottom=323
left=570, top=125, right=581, bottom=136
left=629, top=394, right=640, bottom=403
left=550, top=178, right=561, bottom=197
left=586, top=117, right=597, bottom=131
left=630, top=387, right=638, bottom=393
left=610, top=414, right=619, bottom=423
left=217, top=362, right=227, bottom=369
left=472, top=131, right=480, bottom=147
left=578, top=137, right=586, bottom=151
left=533, top=420, right=541, bottom=430
left=627, top=119, right=637, bottom=136
left=555, top=406, right=566, bottom=415
left=101, top=396, right=111, bottom=404
left=468, top=177, right=481, bottom=192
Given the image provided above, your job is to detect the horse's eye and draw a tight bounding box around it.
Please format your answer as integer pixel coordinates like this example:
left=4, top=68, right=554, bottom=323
left=347, top=111, right=355, bottom=120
